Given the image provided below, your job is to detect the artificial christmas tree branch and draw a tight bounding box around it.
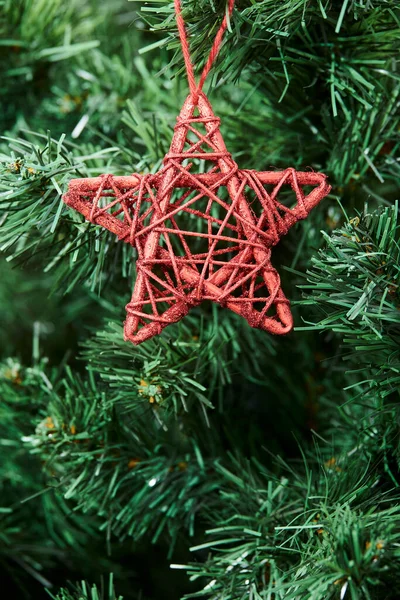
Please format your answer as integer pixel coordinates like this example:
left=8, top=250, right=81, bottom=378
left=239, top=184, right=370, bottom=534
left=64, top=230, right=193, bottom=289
left=0, top=0, right=399, bottom=598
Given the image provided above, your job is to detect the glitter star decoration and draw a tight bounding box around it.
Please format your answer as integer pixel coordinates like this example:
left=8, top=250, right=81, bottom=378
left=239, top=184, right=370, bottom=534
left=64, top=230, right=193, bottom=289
left=64, top=91, right=331, bottom=344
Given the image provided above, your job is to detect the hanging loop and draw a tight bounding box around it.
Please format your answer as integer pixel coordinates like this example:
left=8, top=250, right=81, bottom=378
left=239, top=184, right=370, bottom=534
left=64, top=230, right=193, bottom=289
left=174, top=0, right=235, bottom=102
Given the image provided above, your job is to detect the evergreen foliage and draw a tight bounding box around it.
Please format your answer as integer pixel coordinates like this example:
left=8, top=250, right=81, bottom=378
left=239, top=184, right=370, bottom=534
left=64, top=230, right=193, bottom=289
left=49, top=576, right=123, bottom=600
left=0, top=0, right=399, bottom=598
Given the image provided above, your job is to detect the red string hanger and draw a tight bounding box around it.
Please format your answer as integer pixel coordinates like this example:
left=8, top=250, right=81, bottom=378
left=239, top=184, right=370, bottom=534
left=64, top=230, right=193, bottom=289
left=63, top=0, right=331, bottom=345
left=174, top=0, right=235, bottom=102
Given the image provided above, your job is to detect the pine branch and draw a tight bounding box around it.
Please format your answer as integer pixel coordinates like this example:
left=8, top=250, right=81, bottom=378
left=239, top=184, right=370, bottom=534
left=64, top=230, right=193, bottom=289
left=27, top=366, right=223, bottom=550
left=179, top=450, right=400, bottom=599
left=0, top=134, right=134, bottom=294
left=136, top=0, right=400, bottom=117
left=80, top=307, right=276, bottom=417
left=49, top=575, right=123, bottom=600
left=299, top=202, right=400, bottom=400
left=0, top=357, right=113, bottom=594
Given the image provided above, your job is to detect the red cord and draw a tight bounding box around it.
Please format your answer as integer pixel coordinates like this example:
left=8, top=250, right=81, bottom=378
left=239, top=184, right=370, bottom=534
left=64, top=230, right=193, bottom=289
left=174, top=0, right=235, bottom=101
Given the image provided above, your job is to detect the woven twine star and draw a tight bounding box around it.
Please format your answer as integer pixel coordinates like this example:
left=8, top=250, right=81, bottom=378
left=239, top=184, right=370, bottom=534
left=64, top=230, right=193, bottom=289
left=64, top=92, right=331, bottom=344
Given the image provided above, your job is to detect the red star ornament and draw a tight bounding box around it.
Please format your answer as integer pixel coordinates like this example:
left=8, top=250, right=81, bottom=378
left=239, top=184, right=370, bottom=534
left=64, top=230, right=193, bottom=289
left=64, top=91, right=331, bottom=345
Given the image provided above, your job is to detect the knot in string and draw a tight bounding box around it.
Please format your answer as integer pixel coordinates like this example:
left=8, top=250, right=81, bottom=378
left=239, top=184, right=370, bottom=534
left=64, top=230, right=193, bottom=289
left=175, top=0, right=235, bottom=103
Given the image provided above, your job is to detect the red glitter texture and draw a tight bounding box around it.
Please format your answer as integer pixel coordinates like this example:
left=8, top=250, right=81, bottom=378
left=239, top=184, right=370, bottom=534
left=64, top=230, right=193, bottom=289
left=63, top=1, right=331, bottom=345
